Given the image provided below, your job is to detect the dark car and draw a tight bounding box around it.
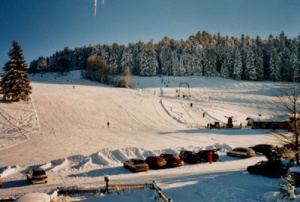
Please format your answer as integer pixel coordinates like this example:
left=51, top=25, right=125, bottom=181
left=197, top=149, right=219, bottom=162
left=160, top=153, right=184, bottom=167
left=247, top=160, right=290, bottom=178
left=146, top=156, right=167, bottom=169
left=26, top=168, right=48, bottom=184
left=123, top=158, right=149, bottom=172
left=250, top=144, right=277, bottom=155
left=179, top=151, right=202, bottom=164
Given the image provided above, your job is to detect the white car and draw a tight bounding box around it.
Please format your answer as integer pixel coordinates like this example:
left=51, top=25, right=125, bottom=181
left=26, top=168, right=48, bottom=184
left=227, top=147, right=256, bottom=158
left=123, top=158, right=149, bottom=172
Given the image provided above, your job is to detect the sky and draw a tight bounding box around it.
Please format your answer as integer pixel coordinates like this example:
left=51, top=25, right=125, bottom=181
left=0, top=0, right=299, bottom=69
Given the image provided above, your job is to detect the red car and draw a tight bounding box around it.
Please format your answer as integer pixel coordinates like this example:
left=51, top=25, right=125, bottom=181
left=160, top=153, right=184, bottom=167
left=146, top=156, right=167, bottom=169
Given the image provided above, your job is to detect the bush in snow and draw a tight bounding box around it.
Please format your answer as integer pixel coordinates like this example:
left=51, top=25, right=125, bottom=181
left=279, top=171, right=297, bottom=200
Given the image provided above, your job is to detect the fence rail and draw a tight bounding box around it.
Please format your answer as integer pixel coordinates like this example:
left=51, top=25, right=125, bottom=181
left=58, top=181, right=172, bottom=202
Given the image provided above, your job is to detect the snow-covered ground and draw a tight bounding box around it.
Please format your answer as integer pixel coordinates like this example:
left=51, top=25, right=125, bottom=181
left=0, top=71, right=297, bottom=201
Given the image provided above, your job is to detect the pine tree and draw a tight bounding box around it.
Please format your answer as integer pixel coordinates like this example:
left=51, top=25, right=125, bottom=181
left=193, top=44, right=204, bottom=76
left=245, top=47, right=257, bottom=81
left=171, top=51, right=180, bottom=76
left=120, top=45, right=135, bottom=73
left=233, top=47, right=242, bottom=80
left=139, top=40, right=158, bottom=76
left=279, top=172, right=297, bottom=200
left=254, top=45, right=264, bottom=80
left=269, top=48, right=280, bottom=81
left=0, top=41, right=32, bottom=101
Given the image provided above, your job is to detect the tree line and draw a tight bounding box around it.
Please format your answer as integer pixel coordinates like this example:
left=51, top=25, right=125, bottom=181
left=29, top=31, right=300, bottom=82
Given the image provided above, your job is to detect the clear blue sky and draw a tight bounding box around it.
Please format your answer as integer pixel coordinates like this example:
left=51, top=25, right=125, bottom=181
left=0, top=0, right=299, bottom=68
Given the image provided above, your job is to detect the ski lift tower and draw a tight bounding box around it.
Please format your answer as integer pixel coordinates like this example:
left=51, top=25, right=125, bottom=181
left=178, top=82, right=191, bottom=97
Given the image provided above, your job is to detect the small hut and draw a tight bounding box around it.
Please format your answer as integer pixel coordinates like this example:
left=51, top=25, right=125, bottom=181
left=246, top=115, right=291, bottom=130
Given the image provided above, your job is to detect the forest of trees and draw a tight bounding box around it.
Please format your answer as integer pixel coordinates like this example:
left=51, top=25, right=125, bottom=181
left=29, top=31, right=300, bottom=82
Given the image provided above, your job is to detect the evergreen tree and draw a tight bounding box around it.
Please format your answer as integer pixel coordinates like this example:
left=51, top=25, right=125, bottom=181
left=205, top=44, right=217, bottom=77
left=220, top=61, right=230, bottom=78
left=254, top=45, right=264, bottom=80
left=28, top=60, right=38, bottom=74
left=245, top=47, right=257, bottom=81
left=279, top=172, right=297, bottom=200
left=193, top=44, right=204, bottom=76
left=110, top=43, right=121, bottom=71
left=180, top=45, right=192, bottom=76
left=289, top=39, right=299, bottom=80
left=233, top=47, right=242, bottom=80
left=279, top=46, right=292, bottom=81
left=0, top=41, right=32, bottom=101
left=159, top=42, right=172, bottom=76
left=139, top=40, right=158, bottom=76
left=171, top=51, right=180, bottom=76
left=57, top=53, right=69, bottom=76
left=120, top=44, right=135, bottom=73
left=269, top=48, right=280, bottom=81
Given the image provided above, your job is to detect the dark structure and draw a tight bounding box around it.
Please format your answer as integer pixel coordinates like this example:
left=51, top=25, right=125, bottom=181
left=246, top=115, right=290, bottom=130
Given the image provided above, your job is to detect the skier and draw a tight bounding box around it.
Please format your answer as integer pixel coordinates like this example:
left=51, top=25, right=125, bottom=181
left=208, top=151, right=213, bottom=164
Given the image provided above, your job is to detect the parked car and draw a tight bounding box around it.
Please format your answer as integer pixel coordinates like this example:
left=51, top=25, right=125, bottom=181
left=26, top=168, right=48, bottom=184
left=0, top=175, right=2, bottom=188
left=250, top=144, right=277, bottom=155
left=247, top=160, right=291, bottom=178
left=145, top=156, right=167, bottom=169
left=160, top=153, right=184, bottom=167
left=226, top=147, right=255, bottom=158
left=197, top=149, right=220, bottom=162
left=179, top=150, right=202, bottom=164
left=123, top=158, right=149, bottom=172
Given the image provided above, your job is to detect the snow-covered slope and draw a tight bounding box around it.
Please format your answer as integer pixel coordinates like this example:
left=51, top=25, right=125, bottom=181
left=0, top=71, right=294, bottom=201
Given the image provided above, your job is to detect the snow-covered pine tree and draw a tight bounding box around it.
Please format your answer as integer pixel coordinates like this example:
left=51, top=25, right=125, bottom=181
left=279, top=172, right=297, bottom=200
left=158, top=37, right=172, bottom=76
left=253, top=45, right=264, bottom=80
left=120, top=44, right=135, bottom=73
left=101, top=44, right=111, bottom=65
left=220, top=46, right=234, bottom=78
left=279, top=46, right=292, bottom=81
left=109, top=43, right=121, bottom=71
left=178, top=54, right=188, bottom=76
left=192, top=44, right=204, bottom=76
left=139, top=40, right=158, bottom=76
left=220, top=62, right=229, bottom=78
left=133, top=41, right=144, bottom=75
left=245, top=47, right=257, bottom=81
left=179, top=44, right=193, bottom=76
left=0, top=41, right=32, bottom=101
left=206, top=44, right=217, bottom=77
left=233, top=47, right=242, bottom=80
left=269, top=48, right=281, bottom=81
left=289, top=39, right=299, bottom=80
left=171, top=51, right=180, bottom=76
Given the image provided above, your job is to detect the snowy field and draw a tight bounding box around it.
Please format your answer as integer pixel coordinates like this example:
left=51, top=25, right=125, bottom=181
left=0, top=71, right=297, bottom=201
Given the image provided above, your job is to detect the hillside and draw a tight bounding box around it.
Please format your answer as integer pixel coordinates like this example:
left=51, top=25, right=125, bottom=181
left=0, top=71, right=295, bottom=201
